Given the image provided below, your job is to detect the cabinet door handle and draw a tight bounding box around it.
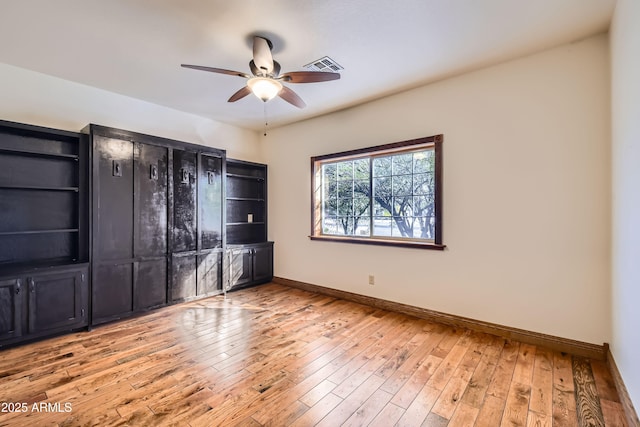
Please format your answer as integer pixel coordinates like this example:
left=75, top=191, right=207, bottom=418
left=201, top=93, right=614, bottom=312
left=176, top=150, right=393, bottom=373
left=30, top=278, right=35, bottom=293
left=15, top=280, right=21, bottom=295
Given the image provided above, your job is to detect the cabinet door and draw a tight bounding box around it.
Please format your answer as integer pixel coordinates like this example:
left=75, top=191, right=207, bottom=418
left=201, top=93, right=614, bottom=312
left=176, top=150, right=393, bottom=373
left=171, top=254, right=197, bottom=302
left=199, top=154, right=222, bottom=250
left=92, top=263, right=133, bottom=323
left=172, top=150, right=197, bottom=252
left=229, top=248, right=253, bottom=287
left=94, top=136, right=134, bottom=260
left=135, top=143, right=168, bottom=257
left=134, top=259, right=167, bottom=310
left=197, top=251, right=221, bottom=296
left=0, top=279, right=22, bottom=341
left=28, top=269, right=87, bottom=333
left=252, top=244, right=273, bottom=283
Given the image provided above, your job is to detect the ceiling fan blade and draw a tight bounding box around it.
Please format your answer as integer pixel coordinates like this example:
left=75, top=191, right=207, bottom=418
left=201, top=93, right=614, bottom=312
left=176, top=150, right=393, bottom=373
left=278, top=86, right=306, bottom=109
left=279, top=71, right=341, bottom=83
left=253, top=36, right=274, bottom=74
left=181, top=64, right=249, bottom=79
left=228, top=86, right=252, bottom=103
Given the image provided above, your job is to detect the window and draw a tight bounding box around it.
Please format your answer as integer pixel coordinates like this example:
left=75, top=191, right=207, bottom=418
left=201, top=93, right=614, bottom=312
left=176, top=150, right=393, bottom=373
left=311, top=135, right=444, bottom=249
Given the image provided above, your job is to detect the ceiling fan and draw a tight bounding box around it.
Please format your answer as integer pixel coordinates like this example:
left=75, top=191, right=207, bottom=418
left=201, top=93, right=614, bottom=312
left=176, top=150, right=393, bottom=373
left=181, top=36, right=340, bottom=109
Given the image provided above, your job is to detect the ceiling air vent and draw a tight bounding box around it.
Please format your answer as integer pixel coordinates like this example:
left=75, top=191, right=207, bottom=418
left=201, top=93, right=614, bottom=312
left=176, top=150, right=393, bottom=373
left=303, top=56, right=343, bottom=72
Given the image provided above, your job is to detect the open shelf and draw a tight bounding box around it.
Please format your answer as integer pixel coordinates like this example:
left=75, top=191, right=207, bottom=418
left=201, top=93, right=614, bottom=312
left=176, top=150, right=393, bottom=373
left=0, top=147, right=79, bottom=160
left=0, top=229, right=79, bottom=236
left=0, top=185, right=79, bottom=191
left=227, top=173, right=264, bottom=181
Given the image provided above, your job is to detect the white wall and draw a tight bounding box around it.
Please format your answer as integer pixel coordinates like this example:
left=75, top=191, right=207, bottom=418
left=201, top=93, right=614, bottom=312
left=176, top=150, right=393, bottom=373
left=264, top=34, right=611, bottom=345
left=611, top=0, right=640, bottom=410
left=0, top=63, right=262, bottom=161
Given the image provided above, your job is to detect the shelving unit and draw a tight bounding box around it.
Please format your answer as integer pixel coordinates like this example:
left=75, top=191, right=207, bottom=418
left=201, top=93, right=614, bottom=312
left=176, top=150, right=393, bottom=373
left=0, top=121, right=87, bottom=267
left=0, top=119, right=89, bottom=348
left=226, top=161, right=267, bottom=245
left=225, top=159, right=273, bottom=290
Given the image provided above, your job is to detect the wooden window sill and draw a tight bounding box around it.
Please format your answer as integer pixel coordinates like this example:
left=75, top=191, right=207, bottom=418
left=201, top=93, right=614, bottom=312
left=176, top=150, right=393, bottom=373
left=309, top=235, right=446, bottom=250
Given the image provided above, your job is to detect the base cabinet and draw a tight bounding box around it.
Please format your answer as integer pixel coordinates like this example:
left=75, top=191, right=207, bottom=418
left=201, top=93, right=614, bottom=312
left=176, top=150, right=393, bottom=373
left=227, top=242, right=273, bottom=289
left=0, top=279, right=22, bottom=342
left=0, top=265, right=88, bottom=347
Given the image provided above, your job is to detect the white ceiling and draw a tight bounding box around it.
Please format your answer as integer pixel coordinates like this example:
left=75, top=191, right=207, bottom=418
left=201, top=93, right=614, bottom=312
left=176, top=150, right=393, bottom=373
left=0, top=1, right=615, bottom=131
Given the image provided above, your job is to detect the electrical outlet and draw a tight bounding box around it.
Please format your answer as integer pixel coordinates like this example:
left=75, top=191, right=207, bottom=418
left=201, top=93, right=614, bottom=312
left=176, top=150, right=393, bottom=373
left=368, top=275, right=375, bottom=285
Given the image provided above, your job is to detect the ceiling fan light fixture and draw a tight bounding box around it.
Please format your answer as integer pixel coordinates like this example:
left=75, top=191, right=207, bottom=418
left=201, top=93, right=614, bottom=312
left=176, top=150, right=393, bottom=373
left=247, top=77, right=282, bottom=102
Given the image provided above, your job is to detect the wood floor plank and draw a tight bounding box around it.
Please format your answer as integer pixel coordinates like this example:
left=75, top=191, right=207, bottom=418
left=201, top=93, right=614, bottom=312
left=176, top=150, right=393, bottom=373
left=0, top=283, right=624, bottom=427
left=289, top=393, right=343, bottom=427
left=572, top=356, right=605, bottom=427
left=529, top=347, right=554, bottom=417
left=475, top=394, right=507, bottom=426
left=368, top=402, right=405, bottom=427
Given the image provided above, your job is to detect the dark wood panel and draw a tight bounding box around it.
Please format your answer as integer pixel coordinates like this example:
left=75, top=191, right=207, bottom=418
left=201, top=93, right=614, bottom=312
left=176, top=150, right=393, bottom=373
left=92, top=263, right=133, bottom=322
left=197, top=251, right=221, bottom=296
left=0, top=155, right=77, bottom=188
left=95, top=136, right=134, bottom=260
left=229, top=248, right=252, bottom=287
left=226, top=199, right=265, bottom=223
left=0, top=279, right=22, bottom=341
left=28, top=269, right=86, bottom=333
left=0, top=123, right=77, bottom=156
left=0, top=190, right=76, bottom=232
left=0, top=233, right=77, bottom=265
left=252, top=244, right=273, bottom=283
left=135, top=143, right=168, bottom=257
left=134, top=259, right=167, bottom=311
left=227, top=176, right=264, bottom=199
left=171, top=254, right=197, bottom=302
left=226, top=163, right=265, bottom=178
left=199, top=155, right=222, bottom=250
left=172, top=150, right=197, bottom=252
left=227, top=223, right=266, bottom=245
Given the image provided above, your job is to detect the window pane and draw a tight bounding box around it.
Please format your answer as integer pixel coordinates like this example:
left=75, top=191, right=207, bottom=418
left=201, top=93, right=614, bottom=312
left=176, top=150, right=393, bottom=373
left=337, top=161, right=353, bottom=181
left=354, top=179, right=370, bottom=196
left=373, top=176, right=391, bottom=199
left=413, top=150, right=434, bottom=173
left=413, top=172, right=433, bottom=195
left=353, top=194, right=370, bottom=217
left=392, top=175, right=412, bottom=196
left=373, top=156, right=391, bottom=177
left=354, top=218, right=370, bottom=236
left=337, top=197, right=353, bottom=216
left=392, top=153, right=413, bottom=175
left=337, top=179, right=353, bottom=198
left=413, top=195, right=434, bottom=216
left=322, top=216, right=337, bottom=234
left=373, top=216, right=391, bottom=236
left=335, top=217, right=354, bottom=235
left=323, top=162, right=337, bottom=178
left=354, top=158, right=369, bottom=179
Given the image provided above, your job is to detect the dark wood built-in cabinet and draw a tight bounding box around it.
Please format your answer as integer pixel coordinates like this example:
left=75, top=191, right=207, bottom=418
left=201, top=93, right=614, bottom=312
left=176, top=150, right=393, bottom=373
left=89, top=127, right=171, bottom=324
left=1, top=119, right=272, bottom=348
left=0, top=120, right=89, bottom=347
left=87, top=125, right=228, bottom=323
left=226, top=160, right=273, bottom=289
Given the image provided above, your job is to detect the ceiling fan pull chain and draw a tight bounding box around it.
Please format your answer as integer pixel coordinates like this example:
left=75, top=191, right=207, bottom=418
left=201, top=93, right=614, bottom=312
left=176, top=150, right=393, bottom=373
left=263, top=103, right=268, bottom=136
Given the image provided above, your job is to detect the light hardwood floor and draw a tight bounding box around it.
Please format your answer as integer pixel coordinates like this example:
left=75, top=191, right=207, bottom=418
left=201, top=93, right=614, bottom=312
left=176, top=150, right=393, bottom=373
left=0, top=283, right=628, bottom=426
